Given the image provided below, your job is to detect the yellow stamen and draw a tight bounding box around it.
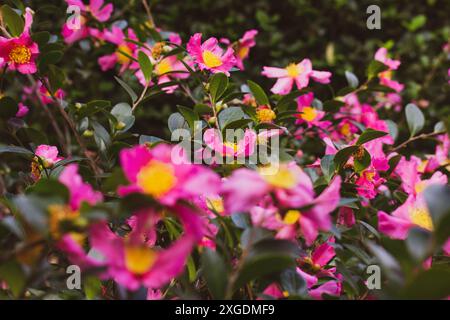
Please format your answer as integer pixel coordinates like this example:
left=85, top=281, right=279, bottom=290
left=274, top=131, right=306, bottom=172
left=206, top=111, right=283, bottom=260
left=238, top=46, right=249, bottom=59
left=257, top=108, right=276, bottom=123
left=223, top=142, right=238, bottom=153
left=410, top=207, right=434, bottom=231
left=116, top=44, right=132, bottom=64
left=283, top=210, right=301, bottom=225
left=207, top=197, right=224, bottom=214
left=48, top=204, right=80, bottom=240
left=202, top=50, right=222, bottom=68
left=286, top=63, right=300, bottom=78
left=258, top=164, right=297, bottom=189
left=340, top=123, right=351, bottom=136
left=137, top=160, right=176, bottom=198
left=9, top=45, right=31, bottom=64
left=155, top=58, right=172, bottom=75
left=300, top=106, right=318, bottom=122
left=124, top=245, right=157, bottom=275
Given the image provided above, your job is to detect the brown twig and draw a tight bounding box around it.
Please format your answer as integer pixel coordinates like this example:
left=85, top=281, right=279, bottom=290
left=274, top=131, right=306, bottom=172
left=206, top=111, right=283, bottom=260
left=389, top=130, right=446, bottom=154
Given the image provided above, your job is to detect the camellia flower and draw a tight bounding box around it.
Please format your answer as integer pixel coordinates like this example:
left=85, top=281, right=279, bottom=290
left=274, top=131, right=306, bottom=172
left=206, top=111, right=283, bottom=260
left=222, top=162, right=341, bottom=245
left=88, top=205, right=203, bottom=290
left=262, top=59, right=331, bottom=95
left=118, top=144, right=221, bottom=206
left=0, top=8, right=39, bottom=74
left=187, top=33, right=236, bottom=75
left=203, top=128, right=257, bottom=158
left=16, top=103, right=29, bottom=118
left=233, top=29, right=258, bottom=70
left=98, top=26, right=138, bottom=73
left=295, top=92, right=330, bottom=129
left=23, top=79, right=66, bottom=105
left=62, top=0, right=113, bottom=44
left=374, top=47, right=404, bottom=92
left=31, top=144, right=64, bottom=180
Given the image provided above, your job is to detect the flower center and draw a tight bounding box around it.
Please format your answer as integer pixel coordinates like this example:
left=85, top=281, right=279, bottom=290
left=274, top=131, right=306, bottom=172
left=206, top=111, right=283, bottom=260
left=410, top=207, right=433, bottom=231
left=48, top=204, right=80, bottom=239
left=137, top=160, right=176, bottom=198
left=283, top=210, right=301, bottom=224
left=207, top=197, right=224, bottom=214
left=340, top=123, right=351, bottom=136
left=116, top=44, right=133, bottom=64
left=414, top=181, right=427, bottom=194
left=300, top=106, right=318, bottom=122
left=9, top=45, right=31, bottom=64
left=259, top=165, right=297, bottom=189
left=124, top=245, right=157, bottom=275
left=223, top=142, right=238, bottom=153
left=238, top=46, right=249, bottom=59
left=257, top=108, right=276, bottom=123
left=202, top=50, right=223, bottom=68
left=286, top=63, right=300, bottom=78
left=156, top=58, right=172, bottom=75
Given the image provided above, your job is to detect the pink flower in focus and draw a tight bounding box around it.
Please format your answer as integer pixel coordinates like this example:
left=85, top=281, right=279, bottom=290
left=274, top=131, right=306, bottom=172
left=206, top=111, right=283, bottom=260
left=34, top=144, right=63, bottom=166
left=262, top=59, right=331, bottom=95
left=187, top=33, right=236, bottom=75
left=295, top=92, right=330, bottom=129
left=0, top=8, right=39, bottom=74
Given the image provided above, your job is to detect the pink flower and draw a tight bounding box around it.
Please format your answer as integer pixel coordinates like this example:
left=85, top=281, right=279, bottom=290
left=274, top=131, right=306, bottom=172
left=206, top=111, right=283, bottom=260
left=187, top=33, right=236, bottom=75
left=262, top=59, right=331, bottom=95
left=118, top=144, right=221, bottom=206
left=89, top=206, right=203, bottom=290
left=355, top=167, right=386, bottom=199
left=23, top=79, right=66, bottom=105
left=0, top=8, right=39, bottom=74
left=338, top=207, right=355, bottom=227
left=59, top=164, right=103, bottom=211
left=16, top=103, right=29, bottom=118
left=375, top=48, right=400, bottom=70
left=234, top=29, right=258, bottom=70
left=295, top=92, right=330, bottom=129
left=203, top=128, right=257, bottom=158
left=62, top=0, right=113, bottom=44
left=98, top=27, right=137, bottom=73
left=222, top=163, right=341, bottom=245
left=35, top=144, right=63, bottom=166
left=374, top=48, right=404, bottom=93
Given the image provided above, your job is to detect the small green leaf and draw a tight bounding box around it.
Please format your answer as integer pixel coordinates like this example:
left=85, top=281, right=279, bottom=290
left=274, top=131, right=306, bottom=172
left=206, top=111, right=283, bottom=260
left=247, top=80, right=269, bottom=106
left=334, top=145, right=359, bottom=169
left=209, top=73, right=229, bottom=103
left=114, top=76, right=138, bottom=103
left=0, top=96, right=19, bottom=118
left=201, top=249, right=228, bottom=299
left=0, top=5, right=24, bottom=37
left=356, top=128, right=388, bottom=145
left=138, top=51, right=153, bottom=82
left=405, top=103, right=425, bottom=136
left=177, top=105, right=199, bottom=131
left=366, top=60, right=389, bottom=79
left=345, top=71, right=359, bottom=88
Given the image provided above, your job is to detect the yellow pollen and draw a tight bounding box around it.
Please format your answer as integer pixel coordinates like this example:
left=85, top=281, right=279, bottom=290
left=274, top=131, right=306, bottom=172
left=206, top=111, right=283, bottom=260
left=116, top=44, right=132, bottom=64
left=137, top=160, right=176, bottom=198
left=363, top=170, right=376, bottom=182
left=300, top=106, right=318, bottom=122
left=202, top=50, right=222, bottom=68
left=340, top=123, right=351, bottom=136
left=9, top=45, right=31, bottom=64
left=124, top=245, right=157, bottom=275
left=258, top=165, right=297, bottom=189
left=207, top=198, right=224, bottom=214
left=283, top=210, right=301, bottom=225
left=414, top=181, right=427, bottom=194
left=379, top=70, right=392, bottom=79
left=155, top=58, right=172, bottom=75
left=282, top=291, right=289, bottom=297
left=223, top=142, right=238, bottom=153
left=48, top=204, right=80, bottom=239
left=286, top=63, right=300, bottom=78
left=410, top=207, right=433, bottom=231
left=238, top=46, right=249, bottom=59
left=257, top=108, right=276, bottom=123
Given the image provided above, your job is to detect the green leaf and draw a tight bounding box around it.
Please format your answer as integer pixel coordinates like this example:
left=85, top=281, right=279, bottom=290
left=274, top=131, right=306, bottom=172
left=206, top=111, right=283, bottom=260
left=0, top=145, right=33, bottom=157
left=168, top=112, right=188, bottom=132
left=405, top=103, right=424, bottom=137
left=83, top=276, right=102, bottom=300
left=137, top=51, right=153, bottom=82
left=247, top=80, right=269, bottom=106
left=366, top=60, right=389, bottom=79
left=0, top=261, right=26, bottom=297
left=139, top=135, right=164, bottom=146
left=321, top=154, right=336, bottom=183
left=209, top=73, right=229, bottom=103
left=111, top=102, right=135, bottom=133
left=0, top=96, right=18, bottom=118
left=114, top=76, right=138, bottom=103
left=406, top=227, right=432, bottom=262
left=401, top=269, right=450, bottom=299
left=38, top=51, right=64, bottom=72
left=405, top=14, right=427, bottom=32
left=280, top=268, right=308, bottom=297
left=334, top=145, right=359, bottom=169
left=201, top=249, right=228, bottom=299
left=222, top=118, right=252, bottom=131
left=177, top=105, right=199, bottom=131
left=47, top=65, right=65, bottom=94
left=31, top=31, right=50, bottom=46
left=345, top=71, right=359, bottom=88
left=356, top=128, right=388, bottom=145
left=234, top=239, right=297, bottom=291
left=423, top=185, right=450, bottom=245
left=0, top=5, right=24, bottom=37
left=218, top=107, right=245, bottom=128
